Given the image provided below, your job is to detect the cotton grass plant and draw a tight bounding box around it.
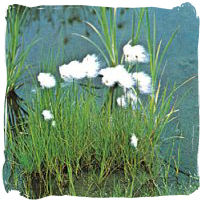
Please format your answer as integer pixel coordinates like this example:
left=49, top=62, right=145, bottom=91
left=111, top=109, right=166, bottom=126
left=5, top=5, right=38, bottom=127
left=5, top=6, right=196, bottom=199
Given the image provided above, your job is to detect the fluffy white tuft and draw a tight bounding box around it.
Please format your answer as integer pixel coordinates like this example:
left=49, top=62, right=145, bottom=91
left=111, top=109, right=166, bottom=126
left=42, top=110, right=54, bottom=121
left=82, top=54, right=100, bottom=78
left=115, top=65, right=135, bottom=89
left=133, top=72, right=152, bottom=94
left=37, top=73, right=56, bottom=89
left=59, top=54, right=100, bottom=81
left=123, top=43, right=149, bottom=64
left=99, top=65, right=134, bottom=88
left=117, top=96, right=127, bottom=107
left=117, top=89, right=137, bottom=109
left=130, top=134, right=138, bottom=148
left=59, top=61, right=85, bottom=81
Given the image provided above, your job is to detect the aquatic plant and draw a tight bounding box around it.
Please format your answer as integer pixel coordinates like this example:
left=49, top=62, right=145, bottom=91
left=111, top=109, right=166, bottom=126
left=4, top=6, right=198, bottom=199
left=5, top=5, right=38, bottom=127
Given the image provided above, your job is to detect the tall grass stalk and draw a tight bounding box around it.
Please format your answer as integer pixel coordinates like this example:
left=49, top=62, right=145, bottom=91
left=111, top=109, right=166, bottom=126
left=131, top=8, right=145, bottom=45
left=145, top=8, right=178, bottom=97
left=6, top=5, right=38, bottom=127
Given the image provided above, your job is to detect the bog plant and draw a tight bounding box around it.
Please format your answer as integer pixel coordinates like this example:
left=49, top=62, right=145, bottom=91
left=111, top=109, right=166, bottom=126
left=5, top=5, right=38, bottom=126
left=5, top=6, right=193, bottom=199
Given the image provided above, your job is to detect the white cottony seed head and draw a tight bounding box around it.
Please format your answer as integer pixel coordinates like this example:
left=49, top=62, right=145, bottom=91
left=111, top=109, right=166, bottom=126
left=82, top=54, right=100, bottom=78
left=59, top=60, right=86, bottom=81
left=99, top=65, right=134, bottom=89
left=99, top=68, right=117, bottom=87
left=37, top=73, right=56, bottom=89
left=117, top=96, right=127, bottom=107
left=123, top=43, right=149, bottom=64
left=42, top=110, right=54, bottom=121
left=130, top=134, right=138, bottom=148
left=59, top=54, right=100, bottom=81
left=132, top=72, right=152, bottom=94
left=116, top=89, right=137, bottom=109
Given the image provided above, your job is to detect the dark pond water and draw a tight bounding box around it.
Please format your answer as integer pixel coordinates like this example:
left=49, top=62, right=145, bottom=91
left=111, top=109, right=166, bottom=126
left=9, top=2, right=199, bottom=188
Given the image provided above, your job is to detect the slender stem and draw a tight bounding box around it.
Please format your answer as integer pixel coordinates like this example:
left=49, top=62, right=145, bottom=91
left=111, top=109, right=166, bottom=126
left=108, top=86, right=115, bottom=114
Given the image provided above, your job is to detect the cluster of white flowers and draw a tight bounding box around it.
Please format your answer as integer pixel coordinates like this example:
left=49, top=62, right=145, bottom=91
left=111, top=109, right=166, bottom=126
left=123, top=42, right=149, bottom=64
left=58, top=48, right=151, bottom=96
left=132, top=72, right=152, bottom=94
left=99, top=65, right=135, bottom=89
left=130, top=133, right=138, bottom=148
left=42, top=110, right=56, bottom=127
left=117, top=89, right=137, bottom=109
left=100, top=67, right=152, bottom=106
left=59, top=54, right=100, bottom=81
left=37, top=44, right=151, bottom=135
left=37, top=73, right=56, bottom=89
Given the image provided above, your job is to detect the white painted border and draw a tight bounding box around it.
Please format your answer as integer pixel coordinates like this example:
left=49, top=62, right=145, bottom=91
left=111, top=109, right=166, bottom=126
left=0, top=0, right=205, bottom=200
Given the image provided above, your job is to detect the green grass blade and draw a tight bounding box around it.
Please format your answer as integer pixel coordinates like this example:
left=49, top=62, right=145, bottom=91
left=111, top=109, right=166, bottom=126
left=131, top=10, right=135, bottom=45
left=112, top=8, right=118, bottom=64
left=134, top=8, right=145, bottom=45
left=100, top=8, right=111, bottom=52
left=84, top=21, right=113, bottom=62
left=73, top=33, right=110, bottom=66
left=155, top=40, right=162, bottom=67
left=157, top=28, right=179, bottom=72
left=146, top=8, right=153, bottom=70
left=152, top=12, right=156, bottom=66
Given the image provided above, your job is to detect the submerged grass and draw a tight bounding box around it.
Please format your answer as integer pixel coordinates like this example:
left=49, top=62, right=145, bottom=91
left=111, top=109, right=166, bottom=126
left=4, top=5, right=199, bottom=199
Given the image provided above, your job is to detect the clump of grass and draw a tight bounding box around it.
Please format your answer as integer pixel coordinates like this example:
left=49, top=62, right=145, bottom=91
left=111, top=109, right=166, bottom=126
left=5, top=6, right=198, bottom=199
left=5, top=5, right=38, bottom=127
left=6, top=79, right=175, bottom=198
left=4, top=5, right=39, bottom=194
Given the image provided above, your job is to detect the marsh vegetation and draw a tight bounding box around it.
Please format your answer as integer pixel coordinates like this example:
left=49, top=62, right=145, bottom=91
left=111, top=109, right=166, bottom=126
left=4, top=5, right=199, bottom=199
